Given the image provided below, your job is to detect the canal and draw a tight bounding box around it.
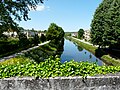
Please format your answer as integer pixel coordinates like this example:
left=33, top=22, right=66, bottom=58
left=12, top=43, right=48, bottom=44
left=60, top=39, right=103, bottom=65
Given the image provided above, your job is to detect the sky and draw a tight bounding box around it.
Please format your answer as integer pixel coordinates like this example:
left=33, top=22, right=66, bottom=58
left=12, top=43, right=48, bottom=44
left=19, top=0, right=102, bottom=32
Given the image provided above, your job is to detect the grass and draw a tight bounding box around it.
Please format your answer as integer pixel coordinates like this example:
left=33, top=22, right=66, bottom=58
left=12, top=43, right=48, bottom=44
left=0, top=56, right=31, bottom=65
left=101, top=55, right=120, bottom=66
left=66, top=36, right=120, bottom=66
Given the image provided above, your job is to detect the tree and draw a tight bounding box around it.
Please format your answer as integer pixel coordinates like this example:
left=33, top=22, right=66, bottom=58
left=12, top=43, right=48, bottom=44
left=33, top=34, right=40, bottom=45
left=0, top=0, right=44, bottom=33
left=104, top=0, right=120, bottom=49
left=40, top=34, right=46, bottom=42
left=46, top=23, right=65, bottom=43
left=78, top=29, right=84, bottom=39
left=18, top=33, right=29, bottom=47
left=91, top=0, right=120, bottom=49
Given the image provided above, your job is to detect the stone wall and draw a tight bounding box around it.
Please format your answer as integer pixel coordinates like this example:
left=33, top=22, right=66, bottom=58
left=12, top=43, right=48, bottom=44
left=0, top=76, right=120, bottom=90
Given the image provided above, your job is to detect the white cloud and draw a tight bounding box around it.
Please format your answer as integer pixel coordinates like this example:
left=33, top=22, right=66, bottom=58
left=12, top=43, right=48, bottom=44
left=36, top=5, right=45, bottom=11
left=30, top=5, right=50, bottom=11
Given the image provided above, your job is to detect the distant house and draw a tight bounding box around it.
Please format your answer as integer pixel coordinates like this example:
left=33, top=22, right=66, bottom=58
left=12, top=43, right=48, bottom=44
left=3, top=32, right=18, bottom=37
left=23, top=30, right=37, bottom=38
left=83, top=30, right=91, bottom=41
left=71, top=32, right=78, bottom=37
left=38, top=32, right=46, bottom=37
left=23, top=30, right=46, bottom=38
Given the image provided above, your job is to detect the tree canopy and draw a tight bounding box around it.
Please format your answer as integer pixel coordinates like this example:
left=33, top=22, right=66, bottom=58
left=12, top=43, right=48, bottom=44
left=78, top=29, right=84, bottom=39
left=91, top=0, right=120, bottom=49
left=0, top=0, right=44, bottom=34
left=46, top=23, right=65, bottom=43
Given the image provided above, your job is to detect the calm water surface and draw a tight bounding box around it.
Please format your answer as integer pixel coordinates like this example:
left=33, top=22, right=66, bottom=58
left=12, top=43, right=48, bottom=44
left=60, top=39, right=103, bottom=65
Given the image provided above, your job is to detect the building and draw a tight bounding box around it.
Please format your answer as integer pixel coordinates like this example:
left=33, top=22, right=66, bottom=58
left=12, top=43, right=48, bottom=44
left=83, top=30, right=91, bottom=41
left=23, top=30, right=46, bottom=38
left=3, top=31, right=18, bottom=37
left=71, top=32, right=78, bottom=37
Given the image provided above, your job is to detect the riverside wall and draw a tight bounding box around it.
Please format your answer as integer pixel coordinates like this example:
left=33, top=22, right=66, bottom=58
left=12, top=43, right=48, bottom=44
left=0, top=75, right=120, bottom=90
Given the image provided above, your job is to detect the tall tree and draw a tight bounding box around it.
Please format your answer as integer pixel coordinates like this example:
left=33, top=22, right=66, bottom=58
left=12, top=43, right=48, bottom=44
left=0, top=0, right=44, bottom=34
left=104, top=0, right=120, bottom=49
left=78, top=29, right=84, bottom=39
left=91, top=0, right=120, bottom=48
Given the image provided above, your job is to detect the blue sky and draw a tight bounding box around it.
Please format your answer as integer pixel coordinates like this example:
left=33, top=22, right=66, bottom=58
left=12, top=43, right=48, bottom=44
left=19, top=0, right=102, bottom=32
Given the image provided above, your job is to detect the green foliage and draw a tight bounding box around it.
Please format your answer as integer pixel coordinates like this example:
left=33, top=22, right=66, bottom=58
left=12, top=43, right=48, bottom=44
left=0, top=34, right=8, bottom=40
left=78, top=29, right=84, bottom=39
left=0, top=39, right=19, bottom=55
left=0, top=0, right=44, bottom=32
left=24, top=44, right=56, bottom=63
left=1, top=56, right=120, bottom=79
left=101, top=55, right=120, bottom=66
left=33, top=34, right=40, bottom=45
left=46, top=23, right=65, bottom=44
left=18, top=33, right=30, bottom=47
left=91, top=0, right=120, bottom=48
left=65, top=33, right=71, bottom=36
left=0, top=56, right=30, bottom=65
left=40, top=34, right=46, bottom=42
left=46, top=23, right=65, bottom=55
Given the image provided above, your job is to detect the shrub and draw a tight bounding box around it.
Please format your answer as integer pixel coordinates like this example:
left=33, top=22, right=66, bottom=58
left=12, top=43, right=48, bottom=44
left=1, top=56, right=120, bottom=79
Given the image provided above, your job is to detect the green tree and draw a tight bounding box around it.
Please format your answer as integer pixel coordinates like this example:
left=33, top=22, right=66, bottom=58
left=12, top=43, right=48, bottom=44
left=40, top=34, right=46, bottom=42
left=33, top=34, right=40, bottom=45
left=18, top=33, right=29, bottom=47
left=0, top=0, right=44, bottom=33
left=104, top=0, right=120, bottom=49
left=91, top=0, right=120, bottom=49
left=46, top=23, right=64, bottom=43
left=78, top=29, right=84, bottom=39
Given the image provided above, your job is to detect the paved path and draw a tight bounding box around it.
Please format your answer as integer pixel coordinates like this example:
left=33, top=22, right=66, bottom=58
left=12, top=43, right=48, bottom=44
left=0, top=41, right=50, bottom=62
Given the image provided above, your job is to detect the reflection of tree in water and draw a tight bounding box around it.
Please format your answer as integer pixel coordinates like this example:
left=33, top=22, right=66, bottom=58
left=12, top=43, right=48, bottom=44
left=96, top=59, right=98, bottom=62
left=24, top=46, right=56, bottom=63
left=24, top=38, right=65, bottom=63
left=89, top=53, right=92, bottom=59
left=55, top=38, right=64, bottom=57
left=77, top=45, right=83, bottom=52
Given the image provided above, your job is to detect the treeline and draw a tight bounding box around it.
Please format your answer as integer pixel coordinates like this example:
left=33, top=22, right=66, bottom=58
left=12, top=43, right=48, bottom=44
left=91, top=0, right=120, bottom=49
left=24, top=23, right=65, bottom=63
left=0, top=23, right=65, bottom=58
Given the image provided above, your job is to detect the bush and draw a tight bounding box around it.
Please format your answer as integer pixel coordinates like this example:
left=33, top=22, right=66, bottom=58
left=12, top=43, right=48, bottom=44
left=40, top=34, right=46, bottom=42
left=33, top=34, right=40, bottom=45
left=18, top=33, right=30, bottom=47
left=1, top=56, right=120, bottom=79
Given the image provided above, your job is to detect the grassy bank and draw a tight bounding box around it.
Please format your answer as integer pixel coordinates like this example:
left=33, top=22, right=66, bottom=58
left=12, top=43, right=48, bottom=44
left=66, top=36, right=120, bottom=66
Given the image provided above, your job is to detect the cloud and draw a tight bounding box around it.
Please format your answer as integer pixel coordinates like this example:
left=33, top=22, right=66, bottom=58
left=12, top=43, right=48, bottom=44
left=36, top=5, right=45, bottom=11
left=30, top=5, right=50, bottom=11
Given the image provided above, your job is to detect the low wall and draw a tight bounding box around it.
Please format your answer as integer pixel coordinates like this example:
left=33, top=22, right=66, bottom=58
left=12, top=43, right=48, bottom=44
left=1, top=75, right=120, bottom=90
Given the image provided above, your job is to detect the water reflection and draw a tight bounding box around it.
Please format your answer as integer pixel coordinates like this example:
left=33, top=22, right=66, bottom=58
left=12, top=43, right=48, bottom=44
left=24, top=38, right=65, bottom=63
left=77, top=46, right=83, bottom=52
left=89, top=54, right=92, bottom=59
left=60, top=39, right=103, bottom=65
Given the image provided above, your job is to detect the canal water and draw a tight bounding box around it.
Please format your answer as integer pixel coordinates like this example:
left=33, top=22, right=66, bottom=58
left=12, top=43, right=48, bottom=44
left=60, top=39, right=103, bottom=65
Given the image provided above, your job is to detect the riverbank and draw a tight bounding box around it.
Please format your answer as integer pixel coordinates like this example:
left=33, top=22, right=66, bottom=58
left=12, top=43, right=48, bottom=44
left=0, top=41, right=50, bottom=62
left=66, top=36, right=120, bottom=66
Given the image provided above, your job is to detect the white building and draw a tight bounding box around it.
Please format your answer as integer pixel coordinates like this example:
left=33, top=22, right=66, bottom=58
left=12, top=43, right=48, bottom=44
left=3, top=32, right=18, bottom=37
left=83, top=30, right=91, bottom=41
